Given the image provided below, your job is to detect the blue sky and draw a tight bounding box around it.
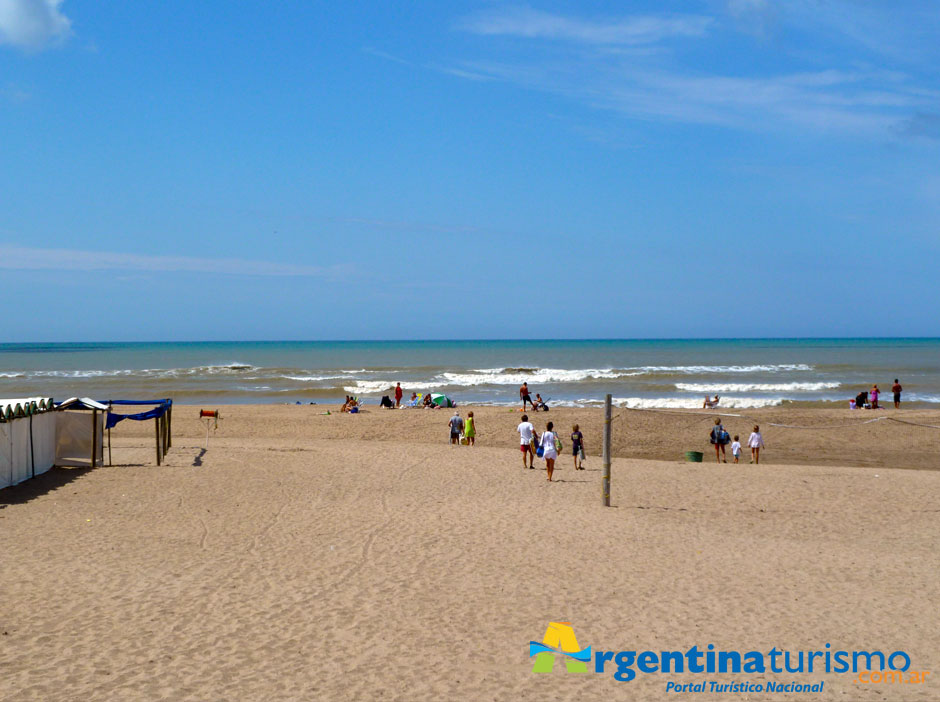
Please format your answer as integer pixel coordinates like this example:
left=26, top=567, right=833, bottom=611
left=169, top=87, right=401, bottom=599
left=1, top=0, right=938, bottom=341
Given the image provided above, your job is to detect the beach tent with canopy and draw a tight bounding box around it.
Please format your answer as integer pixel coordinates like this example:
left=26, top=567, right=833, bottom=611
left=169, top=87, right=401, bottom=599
left=104, top=399, right=173, bottom=466
left=0, top=397, right=56, bottom=490
left=54, top=398, right=108, bottom=468
left=58, top=398, right=173, bottom=467
left=1, top=396, right=174, bottom=492
left=430, top=393, right=456, bottom=408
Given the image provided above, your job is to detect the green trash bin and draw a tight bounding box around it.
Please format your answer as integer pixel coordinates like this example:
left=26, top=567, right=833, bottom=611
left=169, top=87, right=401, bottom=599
left=685, top=451, right=703, bottom=463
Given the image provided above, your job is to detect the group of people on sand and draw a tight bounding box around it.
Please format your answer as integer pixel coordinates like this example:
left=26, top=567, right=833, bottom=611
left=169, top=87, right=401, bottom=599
left=853, top=380, right=902, bottom=410
left=519, top=382, right=549, bottom=411
left=340, top=396, right=360, bottom=413
left=709, top=418, right=764, bottom=464
left=517, top=414, right=585, bottom=481
left=447, top=410, right=476, bottom=445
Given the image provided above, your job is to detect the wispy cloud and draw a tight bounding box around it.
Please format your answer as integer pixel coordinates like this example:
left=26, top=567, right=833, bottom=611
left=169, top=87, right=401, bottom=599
left=447, top=6, right=940, bottom=139
left=460, top=7, right=711, bottom=45
left=0, top=0, right=71, bottom=50
left=0, top=245, right=348, bottom=277
left=447, top=56, right=934, bottom=136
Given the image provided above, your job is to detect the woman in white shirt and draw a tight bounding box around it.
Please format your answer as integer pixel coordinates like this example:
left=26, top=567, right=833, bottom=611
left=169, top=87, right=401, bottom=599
left=748, top=425, right=765, bottom=464
left=539, top=421, right=559, bottom=481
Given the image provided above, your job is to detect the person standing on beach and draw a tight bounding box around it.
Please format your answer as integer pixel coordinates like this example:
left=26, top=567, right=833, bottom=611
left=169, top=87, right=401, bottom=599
left=709, top=418, right=730, bottom=463
left=748, top=425, right=765, bottom=464
left=570, top=424, right=585, bottom=470
left=517, top=414, right=536, bottom=469
left=520, top=382, right=533, bottom=411
left=394, top=382, right=403, bottom=408
left=539, top=421, right=559, bottom=481
left=892, top=379, right=902, bottom=409
left=464, top=411, right=476, bottom=446
left=870, top=384, right=880, bottom=409
left=448, top=411, right=463, bottom=445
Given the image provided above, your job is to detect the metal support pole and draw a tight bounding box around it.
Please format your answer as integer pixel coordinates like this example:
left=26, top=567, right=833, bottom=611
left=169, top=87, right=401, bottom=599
left=602, top=393, right=611, bottom=507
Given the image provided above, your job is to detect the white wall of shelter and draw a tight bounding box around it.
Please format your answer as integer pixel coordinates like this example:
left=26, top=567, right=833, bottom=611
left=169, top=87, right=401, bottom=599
left=0, top=398, right=57, bottom=490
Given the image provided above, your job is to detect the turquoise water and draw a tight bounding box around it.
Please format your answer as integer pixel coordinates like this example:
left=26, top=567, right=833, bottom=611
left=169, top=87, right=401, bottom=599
left=0, top=339, right=938, bottom=408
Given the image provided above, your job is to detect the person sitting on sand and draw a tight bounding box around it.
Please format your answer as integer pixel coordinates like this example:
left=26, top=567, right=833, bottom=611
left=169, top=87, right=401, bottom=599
left=423, top=393, right=434, bottom=409
left=534, top=393, right=548, bottom=412
left=703, top=395, right=720, bottom=409
left=410, top=392, right=418, bottom=406
left=341, top=395, right=352, bottom=412
left=748, top=425, right=765, bottom=464
left=856, top=390, right=869, bottom=409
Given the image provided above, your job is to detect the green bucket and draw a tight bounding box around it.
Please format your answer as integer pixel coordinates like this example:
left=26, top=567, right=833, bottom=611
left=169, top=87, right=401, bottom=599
left=685, top=451, right=703, bottom=463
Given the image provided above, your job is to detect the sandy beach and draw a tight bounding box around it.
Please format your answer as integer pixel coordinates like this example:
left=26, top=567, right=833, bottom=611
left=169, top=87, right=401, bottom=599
left=2, top=404, right=938, bottom=701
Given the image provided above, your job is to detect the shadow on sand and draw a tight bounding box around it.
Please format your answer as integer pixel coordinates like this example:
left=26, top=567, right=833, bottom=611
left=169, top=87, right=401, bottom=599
left=0, top=466, right=92, bottom=509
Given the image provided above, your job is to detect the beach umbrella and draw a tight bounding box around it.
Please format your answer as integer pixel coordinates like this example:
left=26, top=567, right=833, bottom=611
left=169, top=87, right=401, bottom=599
left=430, top=393, right=455, bottom=408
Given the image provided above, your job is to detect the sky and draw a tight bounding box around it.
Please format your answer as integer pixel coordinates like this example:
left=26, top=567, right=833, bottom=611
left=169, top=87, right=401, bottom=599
left=0, top=0, right=938, bottom=341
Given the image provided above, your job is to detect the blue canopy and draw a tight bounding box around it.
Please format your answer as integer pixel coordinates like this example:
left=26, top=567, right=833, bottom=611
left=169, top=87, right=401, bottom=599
left=103, top=399, right=173, bottom=429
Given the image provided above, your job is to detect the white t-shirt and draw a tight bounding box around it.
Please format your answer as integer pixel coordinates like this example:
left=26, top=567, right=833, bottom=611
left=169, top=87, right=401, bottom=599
left=748, top=432, right=764, bottom=448
left=731, top=441, right=741, bottom=455
left=517, top=421, right=535, bottom=444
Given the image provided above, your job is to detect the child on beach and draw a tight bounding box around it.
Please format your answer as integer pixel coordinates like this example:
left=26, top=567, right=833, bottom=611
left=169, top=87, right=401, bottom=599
left=731, top=435, right=741, bottom=464
left=748, top=425, right=765, bottom=464
left=570, top=424, right=584, bottom=470
left=464, top=411, right=476, bottom=446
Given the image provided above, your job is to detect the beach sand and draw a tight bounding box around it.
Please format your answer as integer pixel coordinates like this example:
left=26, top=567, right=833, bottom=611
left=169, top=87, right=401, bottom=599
left=1, top=404, right=938, bottom=701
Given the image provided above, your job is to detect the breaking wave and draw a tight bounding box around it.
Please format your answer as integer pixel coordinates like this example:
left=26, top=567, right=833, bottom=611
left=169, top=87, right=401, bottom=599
left=611, top=397, right=787, bottom=409
left=675, top=382, right=840, bottom=393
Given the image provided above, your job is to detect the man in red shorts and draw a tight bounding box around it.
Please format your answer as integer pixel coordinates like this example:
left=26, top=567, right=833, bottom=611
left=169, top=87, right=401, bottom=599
left=517, top=414, right=537, bottom=469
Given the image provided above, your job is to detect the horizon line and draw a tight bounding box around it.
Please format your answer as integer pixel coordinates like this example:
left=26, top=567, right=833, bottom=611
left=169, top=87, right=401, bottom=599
left=2, top=336, right=940, bottom=346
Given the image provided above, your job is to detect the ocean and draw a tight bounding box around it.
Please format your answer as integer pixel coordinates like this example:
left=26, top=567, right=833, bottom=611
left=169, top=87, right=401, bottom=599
left=1, top=339, right=938, bottom=408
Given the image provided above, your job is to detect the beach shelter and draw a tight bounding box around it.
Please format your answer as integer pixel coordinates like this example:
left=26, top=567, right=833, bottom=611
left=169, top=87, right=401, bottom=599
left=430, top=393, right=456, bottom=408
left=55, top=398, right=107, bottom=468
left=0, top=397, right=56, bottom=490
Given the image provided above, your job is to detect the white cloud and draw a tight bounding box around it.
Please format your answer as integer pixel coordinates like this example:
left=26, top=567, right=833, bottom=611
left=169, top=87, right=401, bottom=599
left=0, top=245, right=347, bottom=277
left=0, top=0, right=70, bottom=50
left=446, top=56, right=936, bottom=136
left=460, top=7, right=711, bottom=45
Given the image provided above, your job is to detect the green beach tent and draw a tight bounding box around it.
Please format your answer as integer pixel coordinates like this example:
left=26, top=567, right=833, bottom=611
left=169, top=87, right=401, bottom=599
left=430, top=393, right=455, bottom=408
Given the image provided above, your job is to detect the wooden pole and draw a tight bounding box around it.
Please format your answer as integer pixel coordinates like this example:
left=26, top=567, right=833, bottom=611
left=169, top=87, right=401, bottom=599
left=91, top=409, right=98, bottom=469
left=108, top=402, right=112, bottom=466
left=155, top=417, right=161, bottom=466
left=602, top=393, right=611, bottom=507
left=166, top=405, right=172, bottom=449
